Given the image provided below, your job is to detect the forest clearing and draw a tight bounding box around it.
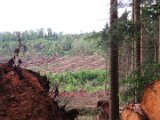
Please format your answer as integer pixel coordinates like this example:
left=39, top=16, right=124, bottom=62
left=1, top=55, right=160, bottom=120
left=0, top=55, right=108, bottom=119
left=0, top=0, right=160, bottom=120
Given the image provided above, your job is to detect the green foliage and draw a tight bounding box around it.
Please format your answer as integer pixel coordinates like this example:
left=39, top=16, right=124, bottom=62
left=117, top=1, right=160, bottom=104
left=110, top=11, right=133, bottom=45
left=143, top=4, right=160, bottom=19
left=121, top=64, right=160, bottom=103
left=71, top=39, right=96, bottom=56
left=0, top=31, right=102, bottom=57
left=85, top=27, right=109, bottom=53
left=48, top=70, right=108, bottom=92
left=0, top=41, right=17, bottom=56
left=85, top=11, right=132, bottom=54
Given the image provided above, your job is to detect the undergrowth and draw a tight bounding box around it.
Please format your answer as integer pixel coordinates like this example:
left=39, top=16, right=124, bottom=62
left=120, top=63, right=160, bottom=103
left=48, top=70, right=109, bottom=92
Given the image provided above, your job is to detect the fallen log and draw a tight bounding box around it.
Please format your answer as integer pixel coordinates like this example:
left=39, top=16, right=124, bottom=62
left=141, top=80, right=160, bottom=120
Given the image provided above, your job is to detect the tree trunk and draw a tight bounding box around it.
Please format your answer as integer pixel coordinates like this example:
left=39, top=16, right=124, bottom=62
left=131, top=0, right=136, bottom=72
left=109, top=0, right=119, bottom=120
left=140, top=20, right=144, bottom=76
left=155, top=15, right=159, bottom=63
left=126, top=44, right=130, bottom=78
left=135, top=0, right=141, bottom=75
left=158, top=16, right=160, bottom=63
left=133, top=0, right=141, bottom=103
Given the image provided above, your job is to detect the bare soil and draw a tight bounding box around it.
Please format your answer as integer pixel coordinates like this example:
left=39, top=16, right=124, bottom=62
left=0, top=62, right=80, bottom=120
left=20, top=55, right=106, bottom=73
left=57, top=90, right=108, bottom=110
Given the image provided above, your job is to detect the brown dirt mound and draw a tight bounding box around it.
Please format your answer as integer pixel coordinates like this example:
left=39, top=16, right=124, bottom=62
left=0, top=63, right=53, bottom=120
left=0, top=63, right=78, bottom=120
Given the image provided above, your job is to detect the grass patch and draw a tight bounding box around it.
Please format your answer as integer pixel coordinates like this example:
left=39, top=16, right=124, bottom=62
left=48, top=70, right=109, bottom=92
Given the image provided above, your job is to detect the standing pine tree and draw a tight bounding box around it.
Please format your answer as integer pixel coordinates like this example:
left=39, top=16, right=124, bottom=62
left=109, top=0, right=119, bottom=119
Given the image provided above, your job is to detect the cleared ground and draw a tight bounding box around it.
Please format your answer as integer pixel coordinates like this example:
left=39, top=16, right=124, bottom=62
left=19, top=55, right=106, bottom=73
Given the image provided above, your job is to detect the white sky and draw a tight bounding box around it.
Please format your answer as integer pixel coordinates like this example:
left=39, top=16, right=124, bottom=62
left=0, top=0, right=110, bottom=34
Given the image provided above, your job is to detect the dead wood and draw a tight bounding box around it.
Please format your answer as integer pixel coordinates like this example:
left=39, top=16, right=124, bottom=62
left=121, top=104, right=145, bottom=120
left=141, top=80, right=160, bottom=120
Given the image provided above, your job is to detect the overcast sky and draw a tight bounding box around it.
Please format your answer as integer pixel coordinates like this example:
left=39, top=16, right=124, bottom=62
left=0, top=0, right=110, bottom=34
left=0, top=0, right=131, bottom=34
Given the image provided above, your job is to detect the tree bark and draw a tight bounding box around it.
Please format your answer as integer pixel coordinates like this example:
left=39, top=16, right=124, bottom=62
left=133, top=0, right=141, bottom=103
left=158, top=16, right=160, bottom=63
left=135, top=0, right=141, bottom=75
left=132, top=0, right=136, bottom=72
left=109, top=0, right=119, bottom=120
left=121, top=104, right=144, bottom=120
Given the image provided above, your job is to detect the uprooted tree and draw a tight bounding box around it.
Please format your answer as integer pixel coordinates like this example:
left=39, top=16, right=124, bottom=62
left=0, top=32, right=79, bottom=120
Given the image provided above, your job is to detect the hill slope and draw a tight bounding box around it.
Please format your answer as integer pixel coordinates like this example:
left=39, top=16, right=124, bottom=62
left=19, top=55, right=106, bottom=73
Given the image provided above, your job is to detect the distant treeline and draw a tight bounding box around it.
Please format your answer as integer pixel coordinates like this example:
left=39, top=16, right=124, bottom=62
left=0, top=28, right=71, bottom=41
left=0, top=29, right=104, bottom=57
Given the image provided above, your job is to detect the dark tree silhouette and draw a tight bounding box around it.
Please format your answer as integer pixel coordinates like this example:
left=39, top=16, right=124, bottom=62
left=109, top=0, right=119, bottom=120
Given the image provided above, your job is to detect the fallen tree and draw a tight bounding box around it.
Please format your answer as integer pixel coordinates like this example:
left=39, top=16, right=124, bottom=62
left=121, top=79, right=160, bottom=120
left=121, top=104, right=145, bottom=120
left=141, top=80, right=160, bottom=120
left=0, top=62, right=79, bottom=120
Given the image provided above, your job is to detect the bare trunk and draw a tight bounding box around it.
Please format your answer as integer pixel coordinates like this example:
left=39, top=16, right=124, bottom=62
left=130, top=0, right=142, bottom=103
left=131, top=0, right=135, bottom=72
left=126, top=45, right=130, bottom=78
left=109, top=0, right=119, bottom=120
left=104, top=80, right=107, bottom=96
left=140, top=21, right=144, bottom=76
left=157, top=15, right=160, bottom=64
left=135, top=0, right=141, bottom=76
left=133, top=0, right=141, bottom=103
